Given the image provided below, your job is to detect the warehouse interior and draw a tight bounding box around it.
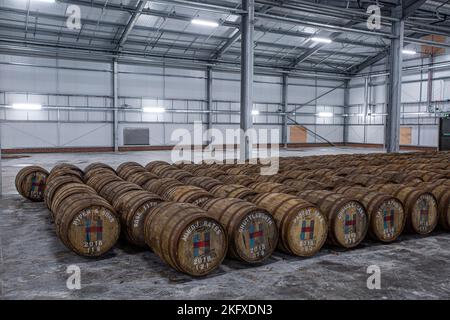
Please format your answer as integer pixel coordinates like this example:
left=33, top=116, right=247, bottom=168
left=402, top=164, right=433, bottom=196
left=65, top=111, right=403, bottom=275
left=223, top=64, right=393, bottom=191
left=1, top=0, right=450, bottom=300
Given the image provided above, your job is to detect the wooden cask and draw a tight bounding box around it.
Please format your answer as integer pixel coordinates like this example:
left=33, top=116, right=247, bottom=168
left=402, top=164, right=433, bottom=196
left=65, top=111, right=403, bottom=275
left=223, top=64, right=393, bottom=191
left=15, top=166, right=49, bottom=202
left=126, top=171, right=159, bottom=187
left=142, top=178, right=183, bottom=196
left=225, top=166, right=258, bottom=175
left=146, top=162, right=176, bottom=176
left=117, top=163, right=146, bottom=181
left=253, top=174, right=293, bottom=184
left=54, top=193, right=120, bottom=256
left=284, top=179, right=332, bottom=191
left=44, top=175, right=83, bottom=209
left=159, top=169, right=194, bottom=183
left=86, top=174, right=122, bottom=193
left=194, top=168, right=227, bottom=179
left=50, top=183, right=97, bottom=219
left=218, top=174, right=257, bottom=187
left=48, top=164, right=83, bottom=182
left=184, top=176, right=224, bottom=191
left=162, top=185, right=214, bottom=207
left=145, top=160, right=171, bottom=172
left=297, top=190, right=368, bottom=248
left=100, top=181, right=142, bottom=207
left=201, top=197, right=278, bottom=263
left=115, top=190, right=164, bottom=247
left=251, top=193, right=327, bottom=256
left=335, top=186, right=406, bottom=242
left=144, top=202, right=227, bottom=276
left=210, top=184, right=259, bottom=202
left=368, top=184, right=438, bottom=235
left=83, top=167, right=116, bottom=183
left=248, top=182, right=298, bottom=195
left=84, top=163, right=115, bottom=177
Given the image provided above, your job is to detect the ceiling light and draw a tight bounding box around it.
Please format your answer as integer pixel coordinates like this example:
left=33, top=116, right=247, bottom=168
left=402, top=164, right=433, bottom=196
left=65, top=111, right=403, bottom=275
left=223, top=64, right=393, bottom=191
left=143, top=107, right=165, bottom=113
left=311, top=37, right=332, bottom=44
left=402, top=49, right=417, bottom=55
left=252, top=110, right=260, bottom=116
left=191, top=19, right=219, bottom=28
left=11, top=103, right=42, bottom=110
left=317, top=112, right=333, bottom=118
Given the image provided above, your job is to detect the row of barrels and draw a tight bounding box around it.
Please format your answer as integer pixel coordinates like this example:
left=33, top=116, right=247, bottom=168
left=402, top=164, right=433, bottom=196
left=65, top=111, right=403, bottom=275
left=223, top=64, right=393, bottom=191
left=153, top=159, right=449, bottom=237
left=15, top=153, right=450, bottom=276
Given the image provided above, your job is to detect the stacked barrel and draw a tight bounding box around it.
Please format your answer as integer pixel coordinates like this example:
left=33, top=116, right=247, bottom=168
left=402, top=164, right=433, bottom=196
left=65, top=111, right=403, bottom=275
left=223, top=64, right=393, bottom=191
left=15, top=150, right=450, bottom=276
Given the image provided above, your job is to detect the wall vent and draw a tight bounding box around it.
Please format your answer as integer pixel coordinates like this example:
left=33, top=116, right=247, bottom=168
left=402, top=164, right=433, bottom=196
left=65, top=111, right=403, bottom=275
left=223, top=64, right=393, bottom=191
left=123, top=128, right=150, bottom=145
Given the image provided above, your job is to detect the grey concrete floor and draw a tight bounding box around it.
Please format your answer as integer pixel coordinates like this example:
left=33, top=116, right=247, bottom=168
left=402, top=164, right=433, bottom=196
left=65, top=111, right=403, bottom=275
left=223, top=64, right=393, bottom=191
left=1, top=147, right=450, bottom=300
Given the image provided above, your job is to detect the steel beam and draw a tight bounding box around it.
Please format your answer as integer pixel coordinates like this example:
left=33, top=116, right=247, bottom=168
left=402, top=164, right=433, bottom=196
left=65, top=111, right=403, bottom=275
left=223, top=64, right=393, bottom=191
left=206, top=66, right=213, bottom=144
left=113, top=59, right=119, bottom=152
left=386, top=8, right=404, bottom=153
left=343, top=80, right=350, bottom=145
left=117, top=1, right=148, bottom=50
left=240, top=0, right=255, bottom=161
left=282, top=73, right=288, bottom=147
left=212, top=30, right=241, bottom=60
left=403, top=0, right=428, bottom=18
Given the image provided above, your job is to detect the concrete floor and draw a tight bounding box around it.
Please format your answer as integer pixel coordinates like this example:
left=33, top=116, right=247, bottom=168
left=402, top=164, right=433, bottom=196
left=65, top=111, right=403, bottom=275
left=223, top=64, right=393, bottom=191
left=1, top=147, right=450, bottom=300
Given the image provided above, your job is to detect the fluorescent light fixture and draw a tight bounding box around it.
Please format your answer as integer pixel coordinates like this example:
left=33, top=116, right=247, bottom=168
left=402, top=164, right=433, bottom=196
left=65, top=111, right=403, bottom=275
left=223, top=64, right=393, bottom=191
left=311, top=37, right=332, bottom=44
left=317, top=112, right=333, bottom=118
left=252, top=110, right=260, bottom=116
left=191, top=19, right=219, bottom=28
left=143, top=107, right=165, bottom=113
left=402, top=49, right=417, bottom=55
left=11, top=103, right=42, bottom=110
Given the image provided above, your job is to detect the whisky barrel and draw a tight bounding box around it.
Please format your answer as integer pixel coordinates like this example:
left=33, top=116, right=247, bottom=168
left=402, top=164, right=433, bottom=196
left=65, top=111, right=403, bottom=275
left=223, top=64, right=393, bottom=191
left=15, top=166, right=49, bottom=202
left=100, top=181, right=142, bottom=208
left=142, top=178, right=183, bottom=196
left=159, top=169, right=194, bottom=183
left=145, top=160, right=171, bottom=172
left=248, top=182, right=298, bottom=195
left=284, top=179, right=332, bottom=191
left=115, top=190, right=164, bottom=246
left=83, top=166, right=116, bottom=183
left=218, top=174, right=257, bottom=187
left=54, top=193, right=120, bottom=256
left=146, top=162, right=176, bottom=176
left=50, top=163, right=83, bottom=176
left=50, top=183, right=97, bottom=219
left=427, top=184, right=450, bottom=230
left=210, top=184, right=259, bottom=202
left=297, top=190, right=368, bottom=248
left=407, top=182, right=450, bottom=231
left=225, top=166, right=259, bottom=175
left=162, top=185, right=214, bottom=207
left=184, top=176, right=224, bottom=191
left=84, top=163, right=115, bottom=176
left=44, top=175, right=84, bottom=209
left=144, top=202, right=227, bottom=276
left=368, top=184, right=438, bottom=235
left=201, top=197, right=278, bottom=263
left=344, top=174, right=390, bottom=187
left=117, top=165, right=146, bottom=181
left=194, top=168, right=227, bottom=179
left=116, top=162, right=143, bottom=175
left=86, top=174, right=122, bottom=193
left=47, top=166, right=84, bottom=184
left=251, top=193, right=327, bottom=256
left=335, top=186, right=406, bottom=242
left=407, top=170, right=445, bottom=183
left=126, top=171, right=159, bottom=186
left=253, top=174, right=293, bottom=184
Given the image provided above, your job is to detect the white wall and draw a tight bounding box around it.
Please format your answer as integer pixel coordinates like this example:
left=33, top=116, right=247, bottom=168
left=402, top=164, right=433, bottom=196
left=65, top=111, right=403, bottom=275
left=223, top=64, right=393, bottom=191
left=347, top=52, right=450, bottom=147
left=0, top=54, right=346, bottom=149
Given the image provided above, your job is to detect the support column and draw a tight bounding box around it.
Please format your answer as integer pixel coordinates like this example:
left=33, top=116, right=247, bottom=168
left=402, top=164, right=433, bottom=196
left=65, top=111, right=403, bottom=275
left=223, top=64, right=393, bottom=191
left=0, top=118, right=2, bottom=197
left=386, top=10, right=404, bottom=153
left=113, top=59, right=119, bottom=152
left=282, top=73, right=288, bottom=148
left=240, top=0, right=255, bottom=161
left=343, top=80, right=350, bottom=145
left=206, top=66, right=213, bottom=144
